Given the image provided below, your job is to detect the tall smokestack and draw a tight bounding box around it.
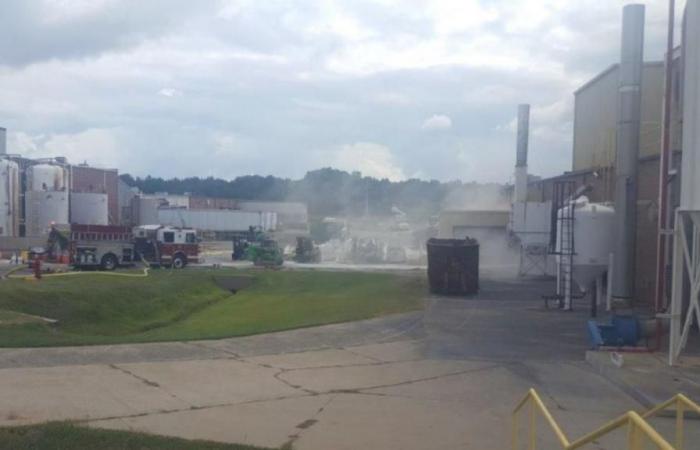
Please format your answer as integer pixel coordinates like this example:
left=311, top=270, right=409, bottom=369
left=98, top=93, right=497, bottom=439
left=612, top=4, right=645, bottom=303
left=0, top=127, right=6, bottom=155
left=514, top=104, right=530, bottom=203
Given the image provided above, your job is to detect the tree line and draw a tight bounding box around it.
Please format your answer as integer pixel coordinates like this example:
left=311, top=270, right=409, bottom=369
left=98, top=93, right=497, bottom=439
left=120, top=168, right=508, bottom=219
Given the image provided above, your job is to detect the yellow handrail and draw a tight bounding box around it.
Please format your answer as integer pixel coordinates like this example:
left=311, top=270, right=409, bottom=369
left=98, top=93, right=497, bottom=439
left=567, top=411, right=674, bottom=450
left=641, top=393, right=700, bottom=450
left=512, top=389, right=696, bottom=450
left=513, top=389, right=570, bottom=449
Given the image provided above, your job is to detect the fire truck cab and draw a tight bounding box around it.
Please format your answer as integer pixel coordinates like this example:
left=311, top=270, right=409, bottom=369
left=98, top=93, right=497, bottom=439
left=133, top=225, right=199, bottom=269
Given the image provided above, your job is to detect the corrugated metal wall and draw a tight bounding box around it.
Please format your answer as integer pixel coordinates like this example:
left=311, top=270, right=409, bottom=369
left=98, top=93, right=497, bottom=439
left=573, top=63, right=666, bottom=171
left=157, top=208, right=272, bottom=232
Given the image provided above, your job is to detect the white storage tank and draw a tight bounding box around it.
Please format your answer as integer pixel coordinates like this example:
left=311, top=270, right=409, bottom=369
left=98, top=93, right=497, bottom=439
left=27, top=164, right=66, bottom=191
left=25, top=190, right=69, bottom=236
left=70, top=192, right=108, bottom=225
left=0, top=159, right=20, bottom=237
left=556, top=197, right=615, bottom=288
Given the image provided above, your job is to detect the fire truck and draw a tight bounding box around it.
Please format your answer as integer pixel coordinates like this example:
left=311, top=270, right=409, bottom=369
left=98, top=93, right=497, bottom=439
left=68, top=224, right=199, bottom=270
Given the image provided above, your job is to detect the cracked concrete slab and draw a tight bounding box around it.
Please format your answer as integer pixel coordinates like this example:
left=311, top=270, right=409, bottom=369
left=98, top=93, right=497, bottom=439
left=345, top=340, right=425, bottom=363
left=366, top=365, right=529, bottom=407
left=0, top=364, right=187, bottom=426
left=90, top=394, right=332, bottom=449
left=293, top=393, right=481, bottom=450
left=114, top=359, right=301, bottom=407
left=280, top=359, right=495, bottom=393
left=247, top=348, right=378, bottom=370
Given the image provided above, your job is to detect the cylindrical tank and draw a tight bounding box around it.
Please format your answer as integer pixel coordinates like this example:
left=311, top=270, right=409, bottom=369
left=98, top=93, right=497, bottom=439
left=27, top=164, right=66, bottom=191
left=0, top=159, right=20, bottom=237
left=70, top=192, right=108, bottom=225
left=25, top=190, right=69, bottom=236
left=556, top=197, right=616, bottom=288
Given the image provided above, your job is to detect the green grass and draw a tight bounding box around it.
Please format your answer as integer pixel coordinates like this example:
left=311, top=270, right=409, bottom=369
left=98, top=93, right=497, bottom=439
left=0, top=268, right=425, bottom=347
left=0, top=422, right=272, bottom=450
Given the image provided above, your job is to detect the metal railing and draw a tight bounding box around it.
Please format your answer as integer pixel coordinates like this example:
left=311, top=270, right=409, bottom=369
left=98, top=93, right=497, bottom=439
left=641, top=394, right=700, bottom=450
left=512, top=389, right=700, bottom=450
left=512, top=389, right=570, bottom=449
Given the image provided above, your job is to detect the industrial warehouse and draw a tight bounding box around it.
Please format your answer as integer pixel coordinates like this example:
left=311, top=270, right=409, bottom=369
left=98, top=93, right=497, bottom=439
left=0, top=2, right=699, bottom=450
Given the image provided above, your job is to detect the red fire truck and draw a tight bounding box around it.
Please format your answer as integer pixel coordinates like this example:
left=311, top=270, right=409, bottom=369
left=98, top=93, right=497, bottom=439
left=69, top=224, right=199, bottom=270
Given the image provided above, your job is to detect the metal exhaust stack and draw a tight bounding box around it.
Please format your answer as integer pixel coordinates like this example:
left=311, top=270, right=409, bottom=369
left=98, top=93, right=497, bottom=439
left=514, top=104, right=530, bottom=203
left=0, top=127, right=6, bottom=155
left=612, top=4, right=645, bottom=304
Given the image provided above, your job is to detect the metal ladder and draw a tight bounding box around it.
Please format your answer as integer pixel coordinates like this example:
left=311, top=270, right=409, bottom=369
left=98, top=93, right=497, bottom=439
left=558, top=199, right=575, bottom=310
left=543, top=180, right=579, bottom=310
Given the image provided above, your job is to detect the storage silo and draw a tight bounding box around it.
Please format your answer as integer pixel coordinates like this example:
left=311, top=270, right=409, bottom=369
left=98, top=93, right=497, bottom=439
left=556, top=198, right=615, bottom=289
left=70, top=192, right=108, bottom=225
left=25, top=191, right=69, bottom=236
left=0, top=158, right=20, bottom=237
left=25, top=164, right=69, bottom=236
left=27, top=164, right=66, bottom=191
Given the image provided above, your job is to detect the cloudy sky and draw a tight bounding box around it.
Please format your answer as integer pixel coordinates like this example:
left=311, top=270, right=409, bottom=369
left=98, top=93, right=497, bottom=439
left=0, top=0, right=683, bottom=183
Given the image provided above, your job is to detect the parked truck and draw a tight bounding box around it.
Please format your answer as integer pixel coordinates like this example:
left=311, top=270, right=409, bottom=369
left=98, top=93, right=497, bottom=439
left=66, top=224, right=199, bottom=270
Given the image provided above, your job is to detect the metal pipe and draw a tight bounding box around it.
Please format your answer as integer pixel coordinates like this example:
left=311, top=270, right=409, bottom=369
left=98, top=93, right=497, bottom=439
left=0, top=127, right=6, bottom=155
left=514, top=104, right=530, bottom=203
left=654, top=0, right=675, bottom=350
left=612, top=4, right=645, bottom=303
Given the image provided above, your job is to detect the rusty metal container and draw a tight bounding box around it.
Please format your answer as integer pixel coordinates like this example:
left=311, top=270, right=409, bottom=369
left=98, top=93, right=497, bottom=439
left=426, top=238, right=479, bottom=295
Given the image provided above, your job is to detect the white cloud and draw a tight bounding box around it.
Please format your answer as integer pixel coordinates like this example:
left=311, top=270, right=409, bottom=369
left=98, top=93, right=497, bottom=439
left=421, top=114, right=452, bottom=131
left=158, top=87, right=181, bottom=97
left=9, top=128, right=124, bottom=169
left=327, top=142, right=406, bottom=181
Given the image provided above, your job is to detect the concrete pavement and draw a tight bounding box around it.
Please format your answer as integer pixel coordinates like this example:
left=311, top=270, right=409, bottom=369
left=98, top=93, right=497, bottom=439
left=1, top=275, right=697, bottom=449
left=0, top=340, right=650, bottom=449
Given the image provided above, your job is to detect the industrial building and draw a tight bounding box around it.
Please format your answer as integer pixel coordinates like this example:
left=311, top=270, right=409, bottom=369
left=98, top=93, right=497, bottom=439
left=530, top=71, right=674, bottom=305
left=118, top=187, right=309, bottom=239
left=1, top=134, right=310, bottom=250
left=503, top=2, right=700, bottom=365
left=431, top=2, right=699, bottom=364
left=501, top=6, right=684, bottom=308
left=437, top=209, right=512, bottom=270
left=0, top=139, right=121, bottom=254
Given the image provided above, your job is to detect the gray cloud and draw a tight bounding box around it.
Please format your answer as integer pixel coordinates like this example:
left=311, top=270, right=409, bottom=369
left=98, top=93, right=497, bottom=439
left=0, top=0, right=212, bottom=67
left=0, top=0, right=681, bottom=183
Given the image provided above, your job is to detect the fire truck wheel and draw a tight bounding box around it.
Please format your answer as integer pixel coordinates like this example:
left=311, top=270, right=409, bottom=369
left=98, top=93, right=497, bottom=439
left=172, top=254, right=186, bottom=269
left=101, top=254, right=118, bottom=271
